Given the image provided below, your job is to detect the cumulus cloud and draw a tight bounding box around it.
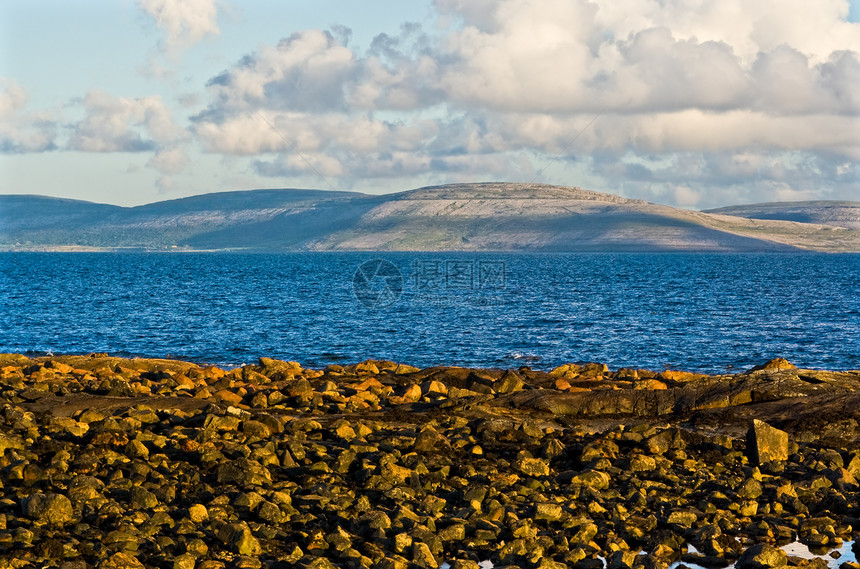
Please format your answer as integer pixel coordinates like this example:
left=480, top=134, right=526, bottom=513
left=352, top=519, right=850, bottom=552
left=0, top=78, right=57, bottom=153
left=188, top=0, right=859, bottom=203
left=148, top=147, right=189, bottom=175
left=138, top=0, right=219, bottom=51
left=0, top=78, right=27, bottom=118
left=68, top=91, right=187, bottom=153
left=63, top=91, right=192, bottom=188
left=204, top=30, right=357, bottom=113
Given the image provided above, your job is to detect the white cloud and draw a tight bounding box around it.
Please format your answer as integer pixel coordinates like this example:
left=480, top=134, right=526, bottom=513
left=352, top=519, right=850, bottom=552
left=8, top=0, right=851, bottom=206
left=64, top=91, right=192, bottom=188
left=68, top=91, right=187, bottom=153
left=671, top=185, right=701, bottom=207
left=0, top=78, right=28, bottom=118
left=431, top=0, right=860, bottom=116
left=204, top=30, right=357, bottom=113
left=0, top=78, right=57, bottom=153
left=138, top=0, right=219, bottom=51
left=148, top=147, right=189, bottom=175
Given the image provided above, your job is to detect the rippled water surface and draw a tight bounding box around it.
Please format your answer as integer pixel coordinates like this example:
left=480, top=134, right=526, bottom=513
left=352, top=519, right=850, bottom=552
left=1, top=252, right=858, bottom=372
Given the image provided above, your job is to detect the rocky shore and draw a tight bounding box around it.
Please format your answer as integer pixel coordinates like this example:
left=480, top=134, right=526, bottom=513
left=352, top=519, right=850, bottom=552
left=0, top=354, right=859, bottom=569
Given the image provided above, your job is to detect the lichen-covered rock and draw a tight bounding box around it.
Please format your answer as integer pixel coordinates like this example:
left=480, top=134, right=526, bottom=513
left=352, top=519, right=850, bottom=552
left=1, top=354, right=859, bottom=569
left=747, top=419, right=789, bottom=465
left=217, top=522, right=261, bottom=555
left=513, top=456, right=550, bottom=477
left=747, top=358, right=796, bottom=373
left=736, top=544, right=788, bottom=569
left=22, top=493, right=74, bottom=526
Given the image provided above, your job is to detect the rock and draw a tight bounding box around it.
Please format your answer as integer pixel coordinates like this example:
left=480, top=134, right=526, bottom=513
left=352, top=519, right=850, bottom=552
left=645, top=429, right=684, bottom=455
left=667, top=510, right=698, bottom=528
left=831, top=468, right=858, bottom=490
left=129, top=487, right=159, bottom=509
left=173, top=555, right=196, bottom=569
left=629, top=454, right=657, bottom=472
left=607, top=550, right=638, bottom=569
left=411, top=542, right=437, bottom=569
left=535, top=502, right=564, bottom=522
left=356, top=511, right=392, bottom=536
left=747, top=358, right=796, bottom=373
left=216, top=458, right=271, bottom=486
left=659, top=370, right=705, bottom=383
left=243, top=419, right=272, bottom=438
left=737, top=478, right=763, bottom=499
left=736, top=544, right=787, bottom=569
left=98, top=552, right=146, bottom=569
left=635, top=379, right=668, bottom=390
left=746, top=419, right=789, bottom=465
left=550, top=363, right=582, bottom=378
left=22, top=493, right=74, bottom=526
left=217, top=522, right=261, bottom=555
left=355, top=361, right=380, bottom=375
left=5, top=353, right=860, bottom=569
left=414, top=427, right=450, bottom=453
left=571, top=470, right=611, bottom=490
left=400, top=384, right=423, bottom=403
left=513, top=457, right=550, bottom=478
left=0, top=433, right=25, bottom=453
left=188, top=503, right=208, bottom=523
left=495, top=370, right=525, bottom=393
left=579, top=362, right=609, bottom=378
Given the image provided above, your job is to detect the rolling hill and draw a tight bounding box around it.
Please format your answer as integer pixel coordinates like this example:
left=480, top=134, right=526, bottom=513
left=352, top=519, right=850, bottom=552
left=704, top=201, right=860, bottom=230
left=2, top=183, right=859, bottom=252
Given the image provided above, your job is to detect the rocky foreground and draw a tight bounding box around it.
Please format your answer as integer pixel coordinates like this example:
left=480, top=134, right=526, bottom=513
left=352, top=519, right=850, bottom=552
left=0, top=354, right=859, bottom=569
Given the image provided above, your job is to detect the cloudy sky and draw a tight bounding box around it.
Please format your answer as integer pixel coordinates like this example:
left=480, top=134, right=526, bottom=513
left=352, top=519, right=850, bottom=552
left=1, top=0, right=858, bottom=209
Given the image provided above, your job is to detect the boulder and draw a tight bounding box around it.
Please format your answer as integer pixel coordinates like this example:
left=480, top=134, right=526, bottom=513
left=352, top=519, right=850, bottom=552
left=216, top=457, right=272, bottom=486
left=513, top=457, right=550, bottom=478
left=746, top=419, right=789, bottom=465
left=736, top=544, right=787, bottom=569
left=747, top=358, right=796, bottom=373
left=98, top=552, right=146, bottom=569
left=217, top=522, right=261, bottom=555
left=495, top=370, right=525, bottom=393
left=22, top=493, right=74, bottom=526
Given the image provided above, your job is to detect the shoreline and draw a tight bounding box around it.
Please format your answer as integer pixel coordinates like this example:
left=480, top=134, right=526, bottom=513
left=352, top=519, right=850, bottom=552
left=1, top=353, right=859, bottom=568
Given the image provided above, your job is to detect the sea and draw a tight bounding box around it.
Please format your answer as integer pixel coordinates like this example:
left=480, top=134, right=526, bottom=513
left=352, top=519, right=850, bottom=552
left=1, top=251, right=858, bottom=373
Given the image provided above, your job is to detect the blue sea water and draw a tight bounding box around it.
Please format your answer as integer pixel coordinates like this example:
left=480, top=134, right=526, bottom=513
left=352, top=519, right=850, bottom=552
left=1, top=252, right=858, bottom=373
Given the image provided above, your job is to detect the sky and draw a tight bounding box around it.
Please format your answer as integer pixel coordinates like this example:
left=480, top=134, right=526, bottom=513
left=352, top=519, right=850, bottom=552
left=1, top=0, right=859, bottom=209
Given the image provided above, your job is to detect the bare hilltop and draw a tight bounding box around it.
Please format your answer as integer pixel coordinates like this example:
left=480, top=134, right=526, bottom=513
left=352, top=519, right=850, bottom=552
left=2, top=183, right=859, bottom=252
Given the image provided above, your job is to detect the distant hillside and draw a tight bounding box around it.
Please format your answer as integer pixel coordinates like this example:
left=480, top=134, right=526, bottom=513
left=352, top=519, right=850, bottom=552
left=705, top=201, right=860, bottom=230
left=0, top=189, right=362, bottom=249
left=2, top=183, right=860, bottom=252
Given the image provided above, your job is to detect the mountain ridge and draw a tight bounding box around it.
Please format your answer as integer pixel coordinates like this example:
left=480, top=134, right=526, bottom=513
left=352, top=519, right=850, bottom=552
left=2, top=183, right=859, bottom=252
left=704, top=201, right=860, bottom=230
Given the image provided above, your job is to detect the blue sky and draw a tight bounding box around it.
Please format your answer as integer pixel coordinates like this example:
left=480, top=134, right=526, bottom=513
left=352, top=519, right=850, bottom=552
left=1, top=0, right=858, bottom=208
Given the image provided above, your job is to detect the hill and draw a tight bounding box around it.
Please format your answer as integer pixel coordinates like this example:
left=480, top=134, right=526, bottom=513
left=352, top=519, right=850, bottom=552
left=2, top=183, right=859, bottom=252
left=704, top=201, right=860, bottom=230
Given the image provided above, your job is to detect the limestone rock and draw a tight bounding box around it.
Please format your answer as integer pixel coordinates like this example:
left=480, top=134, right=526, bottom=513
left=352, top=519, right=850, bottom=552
left=747, top=358, right=796, bottom=373
left=217, top=522, right=261, bottom=555
left=513, top=457, right=550, bottom=478
left=746, top=419, right=789, bottom=465
left=495, top=370, right=525, bottom=393
left=736, top=544, right=787, bottom=569
left=22, top=493, right=74, bottom=526
left=98, top=552, right=146, bottom=569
